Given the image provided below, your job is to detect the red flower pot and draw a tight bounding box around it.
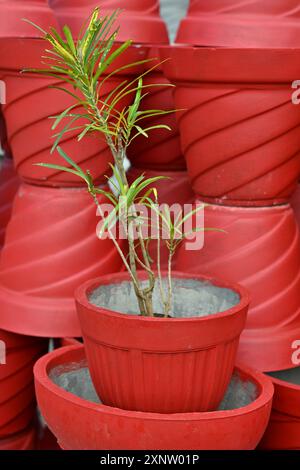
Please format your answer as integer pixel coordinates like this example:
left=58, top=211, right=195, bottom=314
left=0, top=183, right=122, bottom=337
left=127, top=166, right=195, bottom=269
left=34, top=345, right=273, bottom=450
left=127, top=49, right=185, bottom=171
left=50, top=0, right=168, bottom=44
left=75, top=271, right=249, bottom=413
left=0, top=425, right=36, bottom=450
left=260, top=367, right=300, bottom=450
left=160, top=46, right=300, bottom=206
left=0, top=39, right=147, bottom=186
left=176, top=203, right=300, bottom=371
left=176, top=0, right=300, bottom=48
left=0, top=329, right=47, bottom=439
left=0, top=0, right=58, bottom=38
left=0, top=109, right=11, bottom=158
left=0, top=157, right=19, bottom=248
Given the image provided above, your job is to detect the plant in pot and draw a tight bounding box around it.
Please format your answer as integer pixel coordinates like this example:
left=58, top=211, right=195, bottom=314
left=28, top=7, right=250, bottom=414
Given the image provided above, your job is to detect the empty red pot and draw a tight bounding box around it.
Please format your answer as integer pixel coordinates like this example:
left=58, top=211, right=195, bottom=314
left=75, top=271, right=249, bottom=413
left=0, top=425, right=36, bottom=450
left=0, top=0, right=58, bottom=38
left=0, top=157, right=19, bottom=248
left=260, top=367, right=300, bottom=450
left=1, top=39, right=147, bottom=186
left=0, top=183, right=122, bottom=337
left=127, top=49, right=185, bottom=171
left=0, top=329, right=47, bottom=439
left=176, top=0, right=300, bottom=48
left=177, top=202, right=300, bottom=371
left=161, top=46, right=300, bottom=206
left=34, top=345, right=273, bottom=450
left=50, top=0, right=168, bottom=44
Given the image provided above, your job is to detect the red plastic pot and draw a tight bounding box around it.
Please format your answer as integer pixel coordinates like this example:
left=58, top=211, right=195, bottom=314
left=50, top=0, right=168, bottom=44
left=260, top=367, right=300, bottom=450
left=127, top=167, right=194, bottom=269
left=160, top=46, right=300, bottom=206
left=0, top=329, right=47, bottom=439
left=0, top=425, right=36, bottom=450
left=176, top=202, right=300, bottom=371
left=0, top=157, right=19, bottom=248
left=176, top=0, right=300, bottom=48
left=0, top=183, right=123, bottom=337
left=0, top=39, right=147, bottom=186
left=34, top=345, right=273, bottom=450
left=127, top=48, right=185, bottom=171
left=75, top=271, right=249, bottom=414
left=0, top=0, right=58, bottom=38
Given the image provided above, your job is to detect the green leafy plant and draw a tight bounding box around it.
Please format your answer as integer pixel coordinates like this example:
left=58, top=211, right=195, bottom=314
left=25, top=7, right=206, bottom=317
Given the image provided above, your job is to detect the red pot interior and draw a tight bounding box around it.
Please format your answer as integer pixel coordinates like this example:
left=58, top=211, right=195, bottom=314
left=260, top=366, right=300, bottom=450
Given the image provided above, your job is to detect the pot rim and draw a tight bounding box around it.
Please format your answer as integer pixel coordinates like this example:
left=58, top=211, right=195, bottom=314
left=266, top=368, right=300, bottom=393
left=34, top=344, right=274, bottom=421
left=75, top=271, right=251, bottom=324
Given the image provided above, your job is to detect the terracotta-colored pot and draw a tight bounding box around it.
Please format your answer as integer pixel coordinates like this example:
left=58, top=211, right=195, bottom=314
left=127, top=49, right=185, bottom=171
left=160, top=46, right=300, bottom=206
left=75, top=271, right=249, bottom=413
left=34, top=345, right=273, bottom=450
left=0, top=157, right=19, bottom=248
left=127, top=166, right=195, bottom=269
left=50, top=0, right=168, bottom=44
left=0, top=329, right=47, bottom=439
left=260, top=367, right=300, bottom=450
left=0, top=425, right=36, bottom=450
left=176, top=203, right=300, bottom=371
left=0, top=39, right=147, bottom=186
left=0, top=0, right=58, bottom=38
left=0, top=183, right=122, bottom=337
left=176, top=0, right=300, bottom=48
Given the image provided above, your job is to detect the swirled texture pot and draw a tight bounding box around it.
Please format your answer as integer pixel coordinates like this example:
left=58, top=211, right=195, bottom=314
left=49, top=0, right=168, bottom=43
left=0, top=39, right=147, bottom=186
left=176, top=203, right=300, bottom=371
left=161, top=46, right=300, bottom=206
left=176, top=0, right=300, bottom=47
left=0, top=426, right=36, bottom=450
left=0, top=183, right=122, bottom=337
left=0, top=157, right=19, bottom=248
left=0, top=329, right=47, bottom=439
